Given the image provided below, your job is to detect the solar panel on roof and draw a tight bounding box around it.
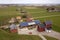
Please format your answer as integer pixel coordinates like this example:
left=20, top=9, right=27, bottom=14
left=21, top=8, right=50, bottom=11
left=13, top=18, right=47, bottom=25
left=20, top=22, right=28, bottom=27
left=19, top=20, right=40, bottom=27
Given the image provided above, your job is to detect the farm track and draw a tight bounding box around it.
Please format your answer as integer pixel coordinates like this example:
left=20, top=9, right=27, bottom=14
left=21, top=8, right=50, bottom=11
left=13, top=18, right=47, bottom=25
left=40, top=30, right=60, bottom=40
left=37, top=33, right=47, bottom=40
left=34, top=15, right=60, bottom=19
left=0, top=29, right=10, bottom=35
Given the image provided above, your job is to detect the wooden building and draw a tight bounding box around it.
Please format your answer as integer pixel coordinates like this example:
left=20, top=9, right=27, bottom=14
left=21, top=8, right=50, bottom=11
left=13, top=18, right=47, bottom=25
left=37, top=24, right=45, bottom=32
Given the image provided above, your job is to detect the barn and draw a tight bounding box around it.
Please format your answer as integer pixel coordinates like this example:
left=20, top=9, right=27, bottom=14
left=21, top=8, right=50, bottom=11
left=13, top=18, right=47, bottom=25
left=17, top=20, right=52, bottom=34
left=37, top=24, right=45, bottom=32
left=44, top=21, right=52, bottom=28
left=44, top=21, right=52, bottom=32
left=18, top=20, right=41, bottom=34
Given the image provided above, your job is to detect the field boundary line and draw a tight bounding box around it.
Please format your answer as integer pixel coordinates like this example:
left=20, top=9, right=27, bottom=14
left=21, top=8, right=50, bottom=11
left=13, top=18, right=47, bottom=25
left=34, top=15, right=60, bottom=19
left=38, top=34, right=47, bottom=40
left=0, top=29, right=10, bottom=35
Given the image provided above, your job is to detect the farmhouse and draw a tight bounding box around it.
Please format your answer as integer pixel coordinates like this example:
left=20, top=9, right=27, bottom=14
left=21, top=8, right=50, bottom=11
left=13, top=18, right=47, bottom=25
left=47, top=7, right=60, bottom=12
left=17, top=20, right=52, bottom=34
left=18, top=20, right=40, bottom=34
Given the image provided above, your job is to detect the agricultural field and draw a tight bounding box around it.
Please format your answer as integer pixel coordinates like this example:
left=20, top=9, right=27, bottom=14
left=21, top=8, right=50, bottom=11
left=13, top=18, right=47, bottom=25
left=0, top=6, right=60, bottom=40
left=0, top=29, right=42, bottom=40
left=44, top=36, right=57, bottom=40
left=0, top=6, right=20, bottom=25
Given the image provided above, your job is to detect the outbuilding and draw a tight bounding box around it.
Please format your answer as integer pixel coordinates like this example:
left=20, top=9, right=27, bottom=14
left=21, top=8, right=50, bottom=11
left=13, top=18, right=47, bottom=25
left=37, top=24, right=45, bottom=32
left=44, top=21, right=52, bottom=28
left=9, top=24, right=17, bottom=33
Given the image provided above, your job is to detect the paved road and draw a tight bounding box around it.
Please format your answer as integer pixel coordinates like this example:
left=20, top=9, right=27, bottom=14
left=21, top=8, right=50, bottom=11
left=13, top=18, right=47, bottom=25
left=38, top=33, right=47, bottom=40
left=40, top=30, right=60, bottom=40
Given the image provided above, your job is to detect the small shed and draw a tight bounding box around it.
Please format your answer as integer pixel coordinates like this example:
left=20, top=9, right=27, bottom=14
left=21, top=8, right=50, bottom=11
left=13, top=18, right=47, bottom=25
left=9, top=24, right=17, bottom=33
left=44, top=21, right=52, bottom=28
left=16, top=16, right=21, bottom=20
left=9, top=17, right=17, bottom=23
left=37, top=24, right=45, bottom=32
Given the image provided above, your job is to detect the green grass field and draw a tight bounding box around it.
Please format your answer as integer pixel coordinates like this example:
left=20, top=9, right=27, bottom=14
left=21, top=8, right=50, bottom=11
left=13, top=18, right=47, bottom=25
left=0, top=6, right=60, bottom=40
left=0, top=29, right=58, bottom=40
left=44, top=36, right=57, bottom=40
left=0, top=29, right=42, bottom=40
left=0, top=6, right=20, bottom=25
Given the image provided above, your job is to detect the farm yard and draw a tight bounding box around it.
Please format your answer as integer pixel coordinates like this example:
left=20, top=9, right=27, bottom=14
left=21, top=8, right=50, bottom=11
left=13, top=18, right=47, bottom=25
left=0, top=6, right=60, bottom=40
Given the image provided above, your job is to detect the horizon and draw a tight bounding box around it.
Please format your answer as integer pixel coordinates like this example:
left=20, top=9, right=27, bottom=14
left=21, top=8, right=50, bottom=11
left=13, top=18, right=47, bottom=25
left=0, top=0, right=60, bottom=4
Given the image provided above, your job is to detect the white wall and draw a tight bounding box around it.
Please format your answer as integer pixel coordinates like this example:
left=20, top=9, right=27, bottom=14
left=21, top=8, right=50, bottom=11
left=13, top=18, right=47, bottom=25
left=17, top=27, right=38, bottom=35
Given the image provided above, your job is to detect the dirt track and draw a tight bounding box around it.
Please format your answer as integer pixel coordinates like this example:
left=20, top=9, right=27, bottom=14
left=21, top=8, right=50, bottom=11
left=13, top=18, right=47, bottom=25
left=40, top=30, right=60, bottom=40
left=34, top=15, right=60, bottom=19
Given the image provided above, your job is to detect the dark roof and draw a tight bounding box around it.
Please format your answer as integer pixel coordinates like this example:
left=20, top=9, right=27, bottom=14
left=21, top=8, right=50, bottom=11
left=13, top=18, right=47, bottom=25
left=9, top=24, right=17, bottom=30
left=45, top=21, right=52, bottom=24
left=39, top=24, right=45, bottom=28
left=20, top=22, right=28, bottom=27
left=19, top=20, right=40, bottom=27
